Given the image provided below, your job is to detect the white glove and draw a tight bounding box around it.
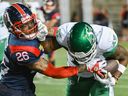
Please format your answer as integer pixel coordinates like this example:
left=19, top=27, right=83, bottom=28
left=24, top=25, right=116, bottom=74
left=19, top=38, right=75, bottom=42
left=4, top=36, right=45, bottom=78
left=86, top=58, right=107, bottom=78
left=94, top=72, right=117, bottom=86
left=36, top=19, right=48, bottom=41
left=86, top=58, right=107, bottom=72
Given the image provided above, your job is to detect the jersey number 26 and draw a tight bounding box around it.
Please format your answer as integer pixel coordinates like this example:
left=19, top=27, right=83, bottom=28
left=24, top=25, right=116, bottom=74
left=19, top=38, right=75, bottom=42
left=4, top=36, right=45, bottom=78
left=16, top=51, right=29, bottom=61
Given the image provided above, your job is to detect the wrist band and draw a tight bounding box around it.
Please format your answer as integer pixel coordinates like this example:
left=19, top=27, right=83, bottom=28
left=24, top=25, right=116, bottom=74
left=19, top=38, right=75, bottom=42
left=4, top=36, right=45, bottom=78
left=118, top=64, right=126, bottom=74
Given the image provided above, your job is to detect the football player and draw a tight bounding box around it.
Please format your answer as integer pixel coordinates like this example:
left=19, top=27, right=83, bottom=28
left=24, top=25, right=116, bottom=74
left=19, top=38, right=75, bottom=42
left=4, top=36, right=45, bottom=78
left=0, top=1, right=10, bottom=79
left=38, top=22, right=128, bottom=96
left=0, top=3, right=101, bottom=96
left=42, top=0, right=61, bottom=65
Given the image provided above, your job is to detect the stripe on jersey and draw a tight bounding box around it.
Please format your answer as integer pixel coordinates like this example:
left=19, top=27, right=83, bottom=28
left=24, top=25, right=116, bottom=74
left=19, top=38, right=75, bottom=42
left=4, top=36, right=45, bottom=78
left=12, top=3, right=26, bottom=16
left=9, top=45, right=41, bottom=57
left=52, top=12, right=60, bottom=19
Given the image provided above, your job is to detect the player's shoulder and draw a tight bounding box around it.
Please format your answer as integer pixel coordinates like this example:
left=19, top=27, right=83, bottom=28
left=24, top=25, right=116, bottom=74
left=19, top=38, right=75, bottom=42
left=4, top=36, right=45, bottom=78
left=9, top=34, right=40, bottom=45
left=91, top=24, right=115, bottom=34
left=58, top=22, right=77, bottom=32
left=91, top=24, right=118, bottom=51
left=8, top=38, right=42, bottom=65
left=56, top=22, right=77, bottom=47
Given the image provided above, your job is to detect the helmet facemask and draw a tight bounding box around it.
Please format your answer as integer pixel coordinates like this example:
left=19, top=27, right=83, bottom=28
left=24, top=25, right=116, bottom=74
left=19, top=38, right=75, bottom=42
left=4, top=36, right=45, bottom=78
left=13, top=14, right=38, bottom=40
left=69, top=43, right=97, bottom=64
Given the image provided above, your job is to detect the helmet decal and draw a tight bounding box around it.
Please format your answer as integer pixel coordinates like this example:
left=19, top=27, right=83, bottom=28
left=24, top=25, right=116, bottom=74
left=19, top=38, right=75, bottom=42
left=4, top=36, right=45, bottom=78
left=84, top=30, right=95, bottom=46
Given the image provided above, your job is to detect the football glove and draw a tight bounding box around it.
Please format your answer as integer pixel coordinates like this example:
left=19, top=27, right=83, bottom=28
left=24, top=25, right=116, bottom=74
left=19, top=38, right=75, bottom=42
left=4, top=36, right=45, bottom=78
left=36, top=19, right=48, bottom=41
left=94, top=72, right=117, bottom=86
left=86, top=58, right=107, bottom=77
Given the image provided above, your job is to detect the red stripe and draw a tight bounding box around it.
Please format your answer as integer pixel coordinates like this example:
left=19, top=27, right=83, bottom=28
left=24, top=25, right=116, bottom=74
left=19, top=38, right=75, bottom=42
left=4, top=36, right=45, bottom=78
left=12, top=4, right=26, bottom=16
left=51, top=13, right=60, bottom=19
left=53, top=27, right=58, bottom=37
left=9, top=45, right=41, bottom=57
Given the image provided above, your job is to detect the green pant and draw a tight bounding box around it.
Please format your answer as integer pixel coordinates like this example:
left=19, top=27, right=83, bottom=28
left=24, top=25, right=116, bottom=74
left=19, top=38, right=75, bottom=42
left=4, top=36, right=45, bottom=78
left=66, top=75, right=111, bottom=96
left=0, top=38, right=7, bottom=63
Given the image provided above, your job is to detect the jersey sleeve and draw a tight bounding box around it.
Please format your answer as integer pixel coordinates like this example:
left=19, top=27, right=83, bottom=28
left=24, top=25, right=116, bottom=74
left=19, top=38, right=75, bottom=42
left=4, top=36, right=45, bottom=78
left=92, top=25, right=118, bottom=57
left=51, top=12, right=60, bottom=20
left=56, top=22, right=77, bottom=48
left=9, top=45, right=41, bottom=66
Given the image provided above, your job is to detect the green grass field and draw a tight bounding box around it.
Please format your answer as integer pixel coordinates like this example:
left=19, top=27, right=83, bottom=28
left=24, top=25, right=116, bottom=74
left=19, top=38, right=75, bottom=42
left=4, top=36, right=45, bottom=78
left=35, top=42, right=128, bottom=96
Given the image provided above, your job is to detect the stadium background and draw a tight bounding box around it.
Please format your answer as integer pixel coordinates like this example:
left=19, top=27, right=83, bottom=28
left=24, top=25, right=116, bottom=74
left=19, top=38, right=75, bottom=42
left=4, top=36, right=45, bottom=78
left=1, top=0, right=128, bottom=96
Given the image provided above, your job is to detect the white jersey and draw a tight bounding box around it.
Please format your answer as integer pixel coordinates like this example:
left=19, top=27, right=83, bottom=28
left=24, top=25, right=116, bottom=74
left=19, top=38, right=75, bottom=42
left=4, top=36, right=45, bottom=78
left=56, top=22, right=118, bottom=78
left=0, top=2, right=10, bottom=40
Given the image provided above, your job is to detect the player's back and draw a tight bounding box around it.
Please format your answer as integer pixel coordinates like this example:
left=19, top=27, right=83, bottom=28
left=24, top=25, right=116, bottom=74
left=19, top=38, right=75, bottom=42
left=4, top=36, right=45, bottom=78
left=0, top=34, right=42, bottom=92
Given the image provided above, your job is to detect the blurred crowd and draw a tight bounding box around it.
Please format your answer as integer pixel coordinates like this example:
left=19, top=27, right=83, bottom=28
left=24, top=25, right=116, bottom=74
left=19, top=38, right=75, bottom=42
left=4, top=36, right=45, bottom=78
left=1, top=0, right=128, bottom=41
left=119, top=4, right=128, bottom=41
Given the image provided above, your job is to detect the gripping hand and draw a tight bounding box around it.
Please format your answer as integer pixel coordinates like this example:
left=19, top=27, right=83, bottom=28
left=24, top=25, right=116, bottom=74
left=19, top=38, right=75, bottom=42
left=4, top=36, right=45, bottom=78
left=36, top=19, right=48, bottom=41
left=94, top=72, right=117, bottom=86
left=86, top=58, right=107, bottom=78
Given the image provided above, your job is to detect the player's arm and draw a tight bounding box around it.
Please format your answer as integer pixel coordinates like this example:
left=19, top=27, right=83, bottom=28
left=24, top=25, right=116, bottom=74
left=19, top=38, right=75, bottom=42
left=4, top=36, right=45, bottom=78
left=11, top=47, right=86, bottom=79
left=26, top=57, right=86, bottom=79
left=45, top=19, right=58, bottom=27
left=40, top=36, right=61, bottom=53
left=105, top=45, right=128, bottom=80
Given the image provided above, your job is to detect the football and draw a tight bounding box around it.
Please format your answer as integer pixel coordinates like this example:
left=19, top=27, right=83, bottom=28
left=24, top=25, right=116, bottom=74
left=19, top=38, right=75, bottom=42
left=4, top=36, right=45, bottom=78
left=103, top=60, right=119, bottom=75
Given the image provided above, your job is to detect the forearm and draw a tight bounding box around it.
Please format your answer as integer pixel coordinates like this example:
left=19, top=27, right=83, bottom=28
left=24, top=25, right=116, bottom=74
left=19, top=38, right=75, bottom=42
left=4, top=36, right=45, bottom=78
left=27, top=57, right=86, bottom=79
left=111, top=45, right=128, bottom=80
left=42, top=63, right=78, bottom=78
left=105, top=45, right=128, bottom=80
left=113, top=60, right=127, bottom=80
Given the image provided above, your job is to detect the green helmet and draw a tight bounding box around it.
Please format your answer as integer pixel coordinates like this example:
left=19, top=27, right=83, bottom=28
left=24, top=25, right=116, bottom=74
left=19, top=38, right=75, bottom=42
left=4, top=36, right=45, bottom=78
left=68, top=22, right=97, bottom=64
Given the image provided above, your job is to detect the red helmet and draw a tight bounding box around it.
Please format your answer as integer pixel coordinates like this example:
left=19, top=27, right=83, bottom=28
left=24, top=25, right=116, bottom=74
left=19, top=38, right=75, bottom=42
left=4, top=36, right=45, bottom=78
left=4, top=3, right=38, bottom=40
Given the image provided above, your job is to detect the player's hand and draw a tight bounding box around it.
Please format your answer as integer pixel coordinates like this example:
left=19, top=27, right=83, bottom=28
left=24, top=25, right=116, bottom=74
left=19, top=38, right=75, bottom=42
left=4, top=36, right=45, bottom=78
left=86, top=58, right=107, bottom=77
left=77, top=64, right=86, bottom=73
left=94, top=72, right=117, bottom=86
left=36, top=19, right=48, bottom=41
